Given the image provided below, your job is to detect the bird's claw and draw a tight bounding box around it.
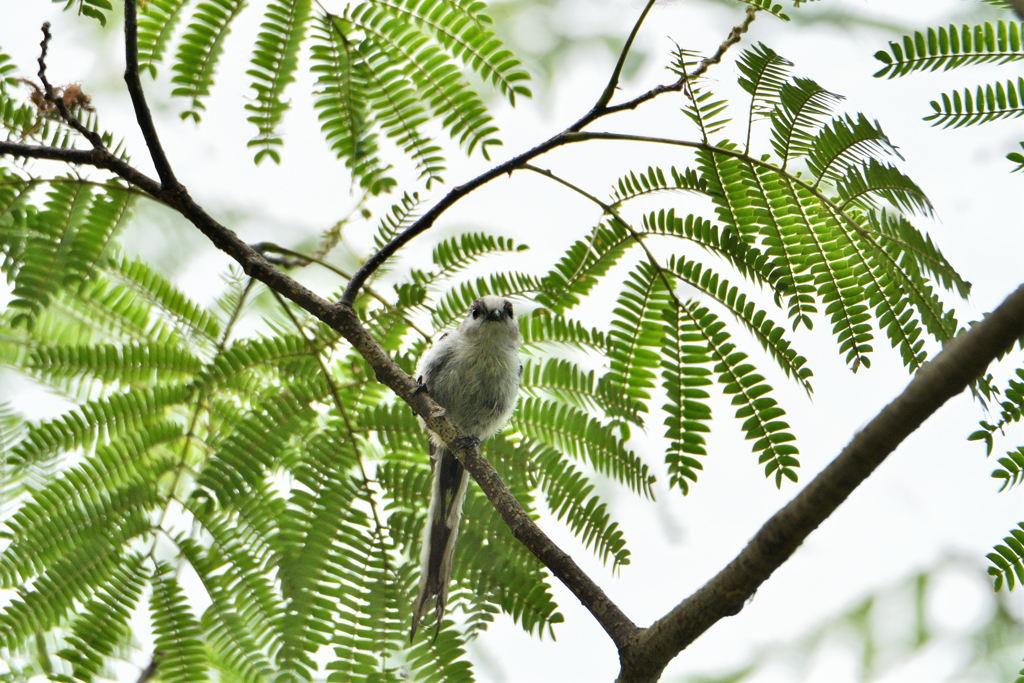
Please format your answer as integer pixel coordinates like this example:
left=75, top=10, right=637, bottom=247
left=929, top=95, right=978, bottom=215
left=451, top=436, right=481, bottom=453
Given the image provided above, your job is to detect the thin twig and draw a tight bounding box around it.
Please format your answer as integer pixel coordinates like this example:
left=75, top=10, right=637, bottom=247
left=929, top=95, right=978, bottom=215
left=36, top=23, right=105, bottom=149
left=580, top=8, right=759, bottom=126
left=521, top=165, right=681, bottom=308
left=123, top=0, right=178, bottom=188
left=594, top=0, right=658, bottom=110
left=252, top=241, right=433, bottom=340
left=338, top=6, right=757, bottom=306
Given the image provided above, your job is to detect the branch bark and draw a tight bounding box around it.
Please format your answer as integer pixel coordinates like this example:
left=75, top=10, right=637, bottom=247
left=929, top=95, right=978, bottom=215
left=615, top=285, right=1024, bottom=683
left=0, top=1, right=646, bottom=652
left=9, top=6, right=1018, bottom=683
left=338, top=3, right=757, bottom=305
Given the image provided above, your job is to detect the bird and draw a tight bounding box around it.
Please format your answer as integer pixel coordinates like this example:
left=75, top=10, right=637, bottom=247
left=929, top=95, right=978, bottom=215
left=410, top=295, right=523, bottom=641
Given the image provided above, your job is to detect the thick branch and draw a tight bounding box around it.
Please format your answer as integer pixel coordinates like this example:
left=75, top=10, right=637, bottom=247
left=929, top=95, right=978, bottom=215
left=616, top=284, right=1024, bottom=683
left=4, top=5, right=637, bottom=648
left=0, top=1, right=764, bottom=661
left=0, top=140, right=161, bottom=194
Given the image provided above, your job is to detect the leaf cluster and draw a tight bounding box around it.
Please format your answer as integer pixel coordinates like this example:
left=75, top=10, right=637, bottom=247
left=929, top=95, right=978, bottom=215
left=0, top=4, right=980, bottom=680
left=125, top=0, right=532, bottom=185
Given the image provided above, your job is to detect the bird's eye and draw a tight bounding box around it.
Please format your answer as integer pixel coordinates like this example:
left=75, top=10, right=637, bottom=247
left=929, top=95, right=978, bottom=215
left=505, top=303, right=514, bottom=318
left=471, top=306, right=481, bottom=320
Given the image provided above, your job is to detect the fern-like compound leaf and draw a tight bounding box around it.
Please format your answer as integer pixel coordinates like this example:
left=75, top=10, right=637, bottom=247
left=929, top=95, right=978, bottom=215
left=171, top=0, right=248, bottom=121
left=520, top=357, right=643, bottom=425
left=660, top=302, right=713, bottom=494
left=109, top=253, right=222, bottom=342
left=807, top=113, right=902, bottom=185
left=536, top=220, right=632, bottom=313
left=432, top=232, right=528, bottom=278
left=58, top=552, right=148, bottom=682
left=346, top=2, right=500, bottom=158
left=8, top=180, right=93, bottom=327
left=514, top=397, right=655, bottom=498
left=666, top=256, right=814, bottom=393
left=992, top=448, right=1024, bottom=492
left=988, top=522, right=1024, bottom=591
left=641, top=209, right=775, bottom=292
left=684, top=83, right=731, bottom=144
left=26, top=340, right=203, bottom=385
left=874, top=21, right=1024, bottom=78
left=531, top=442, right=631, bottom=569
left=246, top=0, right=312, bottom=163
left=771, top=77, right=843, bottom=165
left=311, top=14, right=396, bottom=195
left=737, top=42, right=793, bottom=125
left=601, top=262, right=671, bottom=414
left=609, top=165, right=709, bottom=206
left=835, top=159, right=933, bottom=216
left=518, top=310, right=608, bottom=353
left=926, top=77, right=1024, bottom=128
left=7, top=383, right=192, bottom=472
left=0, top=533, right=142, bottom=652
left=151, top=561, right=211, bottom=683
left=138, top=0, right=190, bottom=77
left=683, top=299, right=800, bottom=486
left=373, top=0, right=531, bottom=103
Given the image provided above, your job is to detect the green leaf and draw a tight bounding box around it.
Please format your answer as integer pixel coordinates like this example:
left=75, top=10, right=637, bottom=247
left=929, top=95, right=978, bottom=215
left=8, top=180, right=94, bottom=327
left=530, top=442, right=631, bottom=569
left=926, top=77, right=1024, bottom=128
left=771, top=77, right=843, bottom=165
left=514, top=397, right=655, bottom=498
left=807, top=114, right=902, bottom=185
left=171, top=0, right=249, bottom=121
left=151, top=561, right=210, bottom=683
left=600, top=261, right=672, bottom=414
left=311, top=14, right=397, bottom=195
left=989, top=523, right=1024, bottom=591
left=246, top=0, right=312, bottom=163
left=138, top=0, right=191, bottom=77
left=673, top=299, right=800, bottom=487
left=57, top=553, right=148, bottom=683
left=874, top=21, right=1024, bottom=79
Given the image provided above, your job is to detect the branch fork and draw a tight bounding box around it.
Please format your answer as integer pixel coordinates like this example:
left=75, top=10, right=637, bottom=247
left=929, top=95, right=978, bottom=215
left=3, top=5, right=1024, bottom=683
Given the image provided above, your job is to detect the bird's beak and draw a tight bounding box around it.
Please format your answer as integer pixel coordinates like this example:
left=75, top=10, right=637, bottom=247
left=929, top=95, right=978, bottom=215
left=485, top=309, right=504, bottom=322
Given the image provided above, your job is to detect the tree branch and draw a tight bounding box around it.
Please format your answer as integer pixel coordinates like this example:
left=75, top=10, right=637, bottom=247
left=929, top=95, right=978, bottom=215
left=123, top=0, right=179, bottom=188
left=35, top=22, right=105, bottom=149
left=0, top=0, right=640, bottom=652
left=594, top=0, right=658, bottom=110
left=338, top=5, right=757, bottom=306
left=0, top=1, right=772, bottom=666
left=587, top=7, right=759, bottom=124
left=615, top=284, right=1024, bottom=683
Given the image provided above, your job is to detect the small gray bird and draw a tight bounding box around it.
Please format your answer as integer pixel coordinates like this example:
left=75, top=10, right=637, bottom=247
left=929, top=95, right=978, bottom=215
left=410, top=296, right=523, bottom=640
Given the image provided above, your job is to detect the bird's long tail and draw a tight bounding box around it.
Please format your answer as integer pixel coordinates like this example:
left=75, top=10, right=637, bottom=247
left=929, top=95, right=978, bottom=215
left=411, top=445, right=470, bottom=641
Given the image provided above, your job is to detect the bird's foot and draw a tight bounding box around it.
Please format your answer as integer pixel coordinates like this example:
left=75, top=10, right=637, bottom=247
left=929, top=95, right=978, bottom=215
left=451, top=435, right=481, bottom=453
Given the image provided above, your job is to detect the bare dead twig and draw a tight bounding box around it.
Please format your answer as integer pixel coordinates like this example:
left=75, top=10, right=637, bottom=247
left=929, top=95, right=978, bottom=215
left=35, top=23, right=104, bottom=149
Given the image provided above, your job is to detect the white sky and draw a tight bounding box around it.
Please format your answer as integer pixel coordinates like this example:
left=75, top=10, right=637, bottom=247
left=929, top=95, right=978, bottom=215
left=2, top=0, right=1024, bottom=681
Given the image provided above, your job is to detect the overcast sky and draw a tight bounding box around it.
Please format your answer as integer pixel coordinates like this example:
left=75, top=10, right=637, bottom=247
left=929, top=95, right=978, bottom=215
left=2, top=1, right=1024, bottom=681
